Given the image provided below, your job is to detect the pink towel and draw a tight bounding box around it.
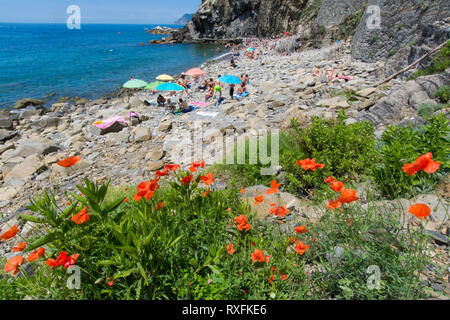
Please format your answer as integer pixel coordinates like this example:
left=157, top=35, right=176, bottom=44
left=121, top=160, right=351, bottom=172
left=190, top=101, right=210, bottom=107
left=93, top=116, right=127, bottom=130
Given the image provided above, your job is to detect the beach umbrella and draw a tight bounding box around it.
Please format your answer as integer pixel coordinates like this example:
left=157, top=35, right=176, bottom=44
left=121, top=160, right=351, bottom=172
left=156, top=74, right=174, bottom=81
left=145, top=81, right=164, bottom=90
left=155, top=82, right=185, bottom=91
left=185, top=68, right=206, bottom=76
left=218, top=75, right=242, bottom=85
left=123, top=79, right=148, bottom=89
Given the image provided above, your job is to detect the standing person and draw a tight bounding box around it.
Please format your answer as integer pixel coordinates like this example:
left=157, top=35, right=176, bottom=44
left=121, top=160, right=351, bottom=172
left=229, top=83, right=235, bottom=100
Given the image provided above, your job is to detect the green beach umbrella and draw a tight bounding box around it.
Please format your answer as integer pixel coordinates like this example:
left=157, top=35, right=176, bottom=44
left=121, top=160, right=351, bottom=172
left=145, top=81, right=164, bottom=90
left=123, top=79, right=148, bottom=89
left=155, top=82, right=185, bottom=91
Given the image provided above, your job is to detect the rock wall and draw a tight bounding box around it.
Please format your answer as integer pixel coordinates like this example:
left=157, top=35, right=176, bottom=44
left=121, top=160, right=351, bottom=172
left=177, top=0, right=449, bottom=64
left=352, top=0, right=450, bottom=62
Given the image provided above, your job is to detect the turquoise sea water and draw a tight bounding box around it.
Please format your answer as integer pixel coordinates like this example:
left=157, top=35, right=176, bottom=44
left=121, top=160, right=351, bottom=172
left=0, top=23, right=223, bottom=108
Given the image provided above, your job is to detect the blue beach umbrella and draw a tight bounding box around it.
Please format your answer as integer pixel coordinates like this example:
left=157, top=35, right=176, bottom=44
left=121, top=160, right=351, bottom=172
left=155, top=82, right=185, bottom=91
left=218, top=75, right=242, bottom=85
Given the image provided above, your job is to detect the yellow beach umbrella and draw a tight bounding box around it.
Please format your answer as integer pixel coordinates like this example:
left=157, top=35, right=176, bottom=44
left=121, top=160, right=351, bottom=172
left=156, top=74, right=174, bottom=81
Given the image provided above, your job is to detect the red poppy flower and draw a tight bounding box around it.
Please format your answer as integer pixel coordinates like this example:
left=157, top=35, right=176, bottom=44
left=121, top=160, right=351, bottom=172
left=134, top=180, right=159, bottom=201
left=403, top=152, right=441, bottom=176
left=294, top=241, right=309, bottom=255
left=164, top=164, right=180, bottom=172
left=56, top=156, right=81, bottom=168
left=324, top=176, right=335, bottom=183
left=71, top=206, right=90, bottom=225
left=155, top=168, right=170, bottom=177
left=237, top=222, right=251, bottom=231
left=329, top=180, right=345, bottom=192
left=408, top=203, right=431, bottom=220
left=200, top=172, right=215, bottom=186
left=281, top=274, right=288, bottom=281
left=269, top=274, right=275, bottom=283
left=202, top=189, right=211, bottom=197
left=326, top=199, right=342, bottom=210
left=46, top=251, right=79, bottom=269
left=234, top=215, right=248, bottom=225
left=294, top=225, right=308, bottom=234
left=269, top=205, right=289, bottom=218
left=12, top=241, right=27, bottom=252
left=240, top=188, right=245, bottom=194
left=4, top=255, right=24, bottom=275
left=265, top=180, right=281, bottom=194
left=156, top=201, right=165, bottom=209
left=1, top=225, right=19, bottom=241
left=338, top=189, right=359, bottom=204
left=255, top=195, right=264, bottom=205
left=122, top=198, right=129, bottom=203
left=288, top=236, right=297, bottom=244
left=296, top=158, right=325, bottom=171
left=189, top=160, right=205, bottom=173
left=181, top=175, right=194, bottom=186
left=251, top=249, right=266, bottom=263
left=226, top=244, right=235, bottom=255
left=28, top=247, right=45, bottom=262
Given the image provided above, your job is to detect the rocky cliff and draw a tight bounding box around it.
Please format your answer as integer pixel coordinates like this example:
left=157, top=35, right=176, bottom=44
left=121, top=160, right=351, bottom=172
left=176, top=0, right=449, bottom=63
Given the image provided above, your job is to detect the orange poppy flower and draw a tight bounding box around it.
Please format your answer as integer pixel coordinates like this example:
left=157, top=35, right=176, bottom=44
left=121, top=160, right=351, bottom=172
left=255, top=195, right=264, bottom=205
left=164, top=164, right=180, bottom=172
left=226, top=244, right=235, bottom=255
left=71, top=206, right=90, bottom=225
left=240, top=188, right=245, bottom=194
left=66, top=201, right=71, bottom=205
left=408, top=203, right=431, bottom=220
left=181, top=175, right=194, bottom=186
left=269, top=205, right=289, bottom=218
left=28, top=247, right=45, bottom=262
left=288, top=236, right=297, bottom=244
left=4, top=255, right=25, bottom=275
left=56, top=156, right=81, bottom=168
left=156, top=201, right=165, bottom=209
left=294, top=241, right=309, bottom=255
left=46, top=251, right=79, bottom=269
left=122, top=198, right=129, bottom=203
left=403, top=152, right=441, bottom=176
left=200, top=172, right=215, bottom=186
left=326, top=199, right=342, bottom=210
left=294, top=225, right=308, bottom=234
left=234, top=215, right=248, bottom=225
left=134, top=180, right=159, bottom=201
left=281, top=274, right=288, bottom=280
left=269, top=274, right=275, bottom=283
left=1, top=225, right=19, bottom=241
left=202, top=189, right=211, bottom=197
left=265, top=180, right=281, bottom=194
left=189, top=160, right=205, bottom=173
left=156, top=168, right=170, bottom=177
left=296, top=158, right=325, bottom=171
left=329, top=180, right=345, bottom=193
left=237, top=222, right=251, bottom=231
left=338, top=189, right=359, bottom=204
left=251, top=249, right=265, bottom=263
left=12, top=241, right=27, bottom=252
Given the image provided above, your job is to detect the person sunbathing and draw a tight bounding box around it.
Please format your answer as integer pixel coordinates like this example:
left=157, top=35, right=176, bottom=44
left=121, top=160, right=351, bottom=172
left=326, top=68, right=337, bottom=81
left=312, top=66, right=322, bottom=78
left=157, top=94, right=166, bottom=107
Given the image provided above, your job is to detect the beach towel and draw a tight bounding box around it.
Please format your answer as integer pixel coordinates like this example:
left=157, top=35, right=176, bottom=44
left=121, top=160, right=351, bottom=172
left=196, top=111, right=219, bottom=118
left=190, top=101, right=211, bottom=107
left=233, top=92, right=250, bottom=100
left=93, top=116, right=127, bottom=130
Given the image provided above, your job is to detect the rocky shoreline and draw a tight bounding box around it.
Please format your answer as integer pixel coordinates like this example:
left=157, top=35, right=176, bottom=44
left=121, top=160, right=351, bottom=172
left=0, top=40, right=449, bottom=296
